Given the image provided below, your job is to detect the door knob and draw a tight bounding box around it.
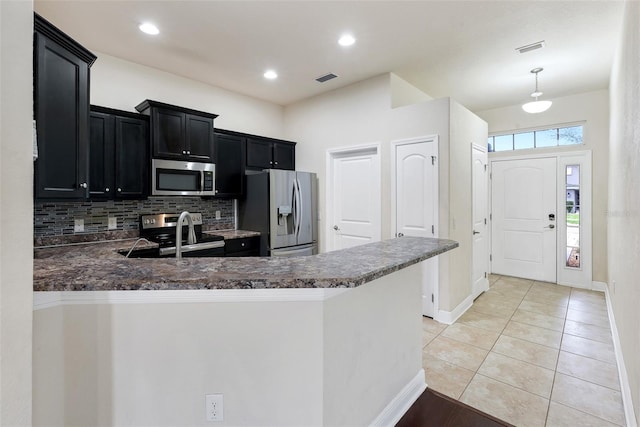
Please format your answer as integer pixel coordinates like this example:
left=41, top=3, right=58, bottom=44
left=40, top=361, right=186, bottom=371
left=80, top=182, right=87, bottom=189
left=473, top=230, right=480, bottom=235
left=544, top=224, right=555, bottom=229
left=397, top=232, right=404, bottom=237
left=333, top=225, right=340, bottom=231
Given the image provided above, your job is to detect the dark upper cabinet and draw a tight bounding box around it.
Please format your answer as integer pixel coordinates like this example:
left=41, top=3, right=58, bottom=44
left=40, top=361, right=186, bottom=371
left=246, top=138, right=272, bottom=169
left=214, top=132, right=245, bottom=198
left=89, top=106, right=149, bottom=200
left=115, top=115, right=149, bottom=198
left=34, top=13, right=96, bottom=200
left=89, top=111, right=115, bottom=199
left=246, top=137, right=296, bottom=170
left=136, top=100, right=217, bottom=163
left=273, top=141, right=296, bottom=170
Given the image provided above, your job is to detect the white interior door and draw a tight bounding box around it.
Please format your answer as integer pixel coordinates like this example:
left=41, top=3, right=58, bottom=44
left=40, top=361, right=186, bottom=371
left=492, top=157, right=557, bottom=282
left=393, top=138, right=438, bottom=317
left=472, top=145, right=489, bottom=298
left=328, top=146, right=381, bottom=251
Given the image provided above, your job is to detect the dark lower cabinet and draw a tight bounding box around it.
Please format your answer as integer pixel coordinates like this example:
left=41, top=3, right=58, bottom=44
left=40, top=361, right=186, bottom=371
left=214, top=132, right=245, bottom=198
left=89, top=106, right=149, bottom=200
left=246, top=137, right=296, bottom=171
left=225, top=236, right=260, bottom=257
left=34, top=13, right=96, bottom=200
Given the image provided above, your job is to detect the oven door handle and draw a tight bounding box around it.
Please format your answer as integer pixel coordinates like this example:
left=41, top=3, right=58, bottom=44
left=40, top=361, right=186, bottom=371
left=158, top=240, right=225, bottom=256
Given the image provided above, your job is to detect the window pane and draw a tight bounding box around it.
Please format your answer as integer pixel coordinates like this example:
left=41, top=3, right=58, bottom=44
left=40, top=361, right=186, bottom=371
left=559, top=126, right=584, bottom=146
left=514, top=132, right=534, bottom=150
left=566, top=164, right=580, bottom=268
left=494, top=134, right=513, bottom=152
left=535, top=129, right=558, bottom=148
left=488, top=137, right=494, bottom=152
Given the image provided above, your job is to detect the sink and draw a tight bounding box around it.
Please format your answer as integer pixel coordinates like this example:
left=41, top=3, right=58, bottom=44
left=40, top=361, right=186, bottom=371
left=117, top=248, right=162, bottom=258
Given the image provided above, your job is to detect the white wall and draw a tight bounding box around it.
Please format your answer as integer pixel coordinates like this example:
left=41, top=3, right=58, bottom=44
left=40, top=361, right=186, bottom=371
left=34, top=301, right=324, bottom=426
left=389, top=99, right=488, bottom=312
left=608, top=0, right=640, bottom=423
left=287, top=82, right=487, bottom=314
left=90, top=52, right=285, bottom=138
left=390, top=73, right=433, bottom=109
left=476, top=90, right=610, bottom=283
left=33, top=267, right=423, bottom=426
left=0, top=1, right=34, bottom=425
left=284, top=74, right=392, bottom=251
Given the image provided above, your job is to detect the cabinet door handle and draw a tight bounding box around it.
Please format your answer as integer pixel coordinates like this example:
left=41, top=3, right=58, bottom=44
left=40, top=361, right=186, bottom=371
left=274, top=161, right=278, bottom=165
left=117, top=188, right=122, bottom=192
left=80, top=182, right=87, bottom=189
left=182, top=150, right=187, bottom=155
left=187, top=151, right=191, bottom=155
left=270, top=161, right=273, bottom=165
left=105, top=187, right=110, bottom=192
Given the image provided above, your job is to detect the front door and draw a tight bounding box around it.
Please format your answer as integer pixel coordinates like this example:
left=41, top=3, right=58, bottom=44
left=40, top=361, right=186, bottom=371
left=491, top=157, right=557, bottom=282
left=328, top=146, right=381, bottom=251
left=393, top=138, right=438, bottom=317
left=472, top=145, right=489, bottom=298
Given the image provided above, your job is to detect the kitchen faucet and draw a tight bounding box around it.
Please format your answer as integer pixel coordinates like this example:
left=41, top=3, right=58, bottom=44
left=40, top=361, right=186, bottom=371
left=175, top=211, right=197, bottom=259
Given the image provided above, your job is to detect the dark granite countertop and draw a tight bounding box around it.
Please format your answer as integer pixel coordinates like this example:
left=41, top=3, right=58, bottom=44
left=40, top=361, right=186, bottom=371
left=33, top=236, right=458, bottom=292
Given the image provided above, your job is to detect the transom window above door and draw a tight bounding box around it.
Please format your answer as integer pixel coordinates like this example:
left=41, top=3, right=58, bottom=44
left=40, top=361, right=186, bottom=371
left=488, top=124, right=584, bottom=152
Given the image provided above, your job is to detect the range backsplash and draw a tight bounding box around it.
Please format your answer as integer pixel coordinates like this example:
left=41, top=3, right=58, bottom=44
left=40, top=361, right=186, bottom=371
left=34, top=197, right=235, bottom=245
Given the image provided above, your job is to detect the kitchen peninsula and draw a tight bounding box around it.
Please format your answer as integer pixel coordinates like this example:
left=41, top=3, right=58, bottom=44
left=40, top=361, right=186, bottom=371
left=33, top=237, right=457, bottom=426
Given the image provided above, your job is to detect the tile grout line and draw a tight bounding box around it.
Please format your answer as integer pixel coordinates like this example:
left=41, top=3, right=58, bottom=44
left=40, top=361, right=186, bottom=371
left=544, top=287, right=626, bottom=426
left=544, top=284, right=570, bottom=427
left=457, top=276, right=533, bottom=404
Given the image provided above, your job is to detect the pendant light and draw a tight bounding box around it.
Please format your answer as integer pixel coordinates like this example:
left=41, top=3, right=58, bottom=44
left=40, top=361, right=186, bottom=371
left=522, top=67, right=552, bottom=113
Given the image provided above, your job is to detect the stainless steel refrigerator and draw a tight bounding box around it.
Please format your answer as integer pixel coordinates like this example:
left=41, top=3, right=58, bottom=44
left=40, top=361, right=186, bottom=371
left=239, top=170, right=317, bottom=256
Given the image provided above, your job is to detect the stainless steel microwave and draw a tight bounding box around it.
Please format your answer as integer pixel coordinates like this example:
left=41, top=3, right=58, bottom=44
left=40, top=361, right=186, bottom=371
left=151, top=159, right=215, bottom=196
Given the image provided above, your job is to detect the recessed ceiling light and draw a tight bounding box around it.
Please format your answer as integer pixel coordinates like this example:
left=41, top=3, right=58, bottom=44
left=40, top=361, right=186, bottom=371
left=264, top=70, right=278, bottom=80
left=338, top=34, right=356, bottom=47
left=139, top=22, right=159, bottom=35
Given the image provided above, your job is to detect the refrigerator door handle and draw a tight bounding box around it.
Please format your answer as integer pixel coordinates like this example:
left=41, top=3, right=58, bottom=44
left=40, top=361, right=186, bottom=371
left=291, top=178, right=298, bottom=237
left=295, top=178, right=302, bottom=238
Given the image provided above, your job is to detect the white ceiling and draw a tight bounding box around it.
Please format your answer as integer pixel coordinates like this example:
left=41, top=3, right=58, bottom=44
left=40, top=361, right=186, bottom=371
left=34, top=0, right=624, bottom=112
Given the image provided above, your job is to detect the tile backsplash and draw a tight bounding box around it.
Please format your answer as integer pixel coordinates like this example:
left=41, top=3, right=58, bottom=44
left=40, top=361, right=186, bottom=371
left=34, top=197, right=234, bottom=244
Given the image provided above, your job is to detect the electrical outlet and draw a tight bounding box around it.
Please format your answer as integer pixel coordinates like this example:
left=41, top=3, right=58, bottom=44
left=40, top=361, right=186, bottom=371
left=205, top=394, right=223, bottom=422
left=74, top=218, right=84, bottom=233
left=108, top=217, right=117, bottom=230
left=215, top=210, right=221, bottom=220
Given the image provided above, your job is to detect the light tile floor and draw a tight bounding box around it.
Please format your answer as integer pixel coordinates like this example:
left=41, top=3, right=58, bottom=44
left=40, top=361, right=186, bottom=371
left=422, top=274, right=626, bottom=427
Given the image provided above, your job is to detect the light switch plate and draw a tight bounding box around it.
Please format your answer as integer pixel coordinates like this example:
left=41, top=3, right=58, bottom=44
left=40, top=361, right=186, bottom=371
left=108, top=217, right=117, bottom=230
left=215, top=210, right=221, bottom=220
left=74, top=219, right=84, bottom=233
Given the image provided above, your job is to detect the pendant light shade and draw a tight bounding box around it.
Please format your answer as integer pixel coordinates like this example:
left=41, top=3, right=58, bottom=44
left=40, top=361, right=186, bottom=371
left=522, top=99, right=552, bottom=113
left=522, top=68, right=552, bottom=114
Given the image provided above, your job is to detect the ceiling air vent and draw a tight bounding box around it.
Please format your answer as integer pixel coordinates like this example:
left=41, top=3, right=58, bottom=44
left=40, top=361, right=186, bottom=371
left=316, top=73, right=339, bottom=83
left=516, top=40, right=545, bottom=54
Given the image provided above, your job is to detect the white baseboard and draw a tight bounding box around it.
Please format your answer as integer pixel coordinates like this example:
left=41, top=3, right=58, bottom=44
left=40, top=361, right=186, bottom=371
left=592, top=280, right=607, bottom=292
left=436, top=294, right=473, bottom=325
left=604, top=285, right=638, bottom=427
left=369, top=369, right=426, bottom=427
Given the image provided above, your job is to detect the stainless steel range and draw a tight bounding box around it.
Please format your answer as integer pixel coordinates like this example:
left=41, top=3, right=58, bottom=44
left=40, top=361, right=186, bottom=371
left=133, top=212, right=225, bottom=258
